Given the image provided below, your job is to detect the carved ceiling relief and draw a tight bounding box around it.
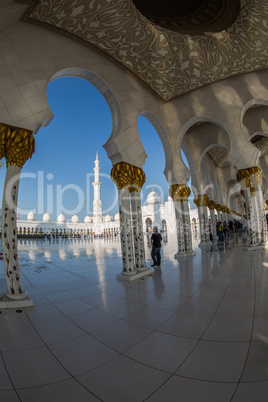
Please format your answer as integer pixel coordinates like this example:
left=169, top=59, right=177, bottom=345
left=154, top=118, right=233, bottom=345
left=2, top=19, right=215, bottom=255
left=253, top=137, right=268, bottom=157
left=208, top=147, right=230, bottom=167
left=24, top=0, right=268, bottom=102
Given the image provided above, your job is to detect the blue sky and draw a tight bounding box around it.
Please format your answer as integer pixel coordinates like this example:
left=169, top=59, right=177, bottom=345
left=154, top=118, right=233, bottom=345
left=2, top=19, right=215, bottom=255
left=0, top=77, right=191, bottom=222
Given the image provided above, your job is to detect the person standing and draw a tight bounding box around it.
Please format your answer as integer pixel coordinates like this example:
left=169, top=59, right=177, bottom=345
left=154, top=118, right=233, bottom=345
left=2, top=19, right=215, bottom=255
left=151, top=226, right=162, bottom=267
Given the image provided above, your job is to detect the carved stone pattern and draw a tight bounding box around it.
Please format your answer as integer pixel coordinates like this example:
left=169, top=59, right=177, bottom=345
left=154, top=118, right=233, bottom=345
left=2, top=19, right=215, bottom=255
left=111, top=162, right=145, bottom=192
left=26, top=0, right=268, bottom=102
left=208, top=147, right=229, bottom=168
left=254, top=137, right=268, bottom=156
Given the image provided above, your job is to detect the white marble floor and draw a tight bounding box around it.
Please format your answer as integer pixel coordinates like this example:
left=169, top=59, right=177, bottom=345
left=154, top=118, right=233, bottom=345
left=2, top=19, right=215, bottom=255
left=0, top=231, right=267, bottom=401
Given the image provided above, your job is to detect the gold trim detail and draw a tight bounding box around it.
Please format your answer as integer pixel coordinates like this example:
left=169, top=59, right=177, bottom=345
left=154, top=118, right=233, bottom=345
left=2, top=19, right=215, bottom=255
left=111, top=162, right=146, bottom=192
left=169, top=184, right=191, bottom=202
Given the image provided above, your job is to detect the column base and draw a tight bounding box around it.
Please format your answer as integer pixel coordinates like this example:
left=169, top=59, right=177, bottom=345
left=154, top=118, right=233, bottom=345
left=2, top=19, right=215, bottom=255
left=136, top=266, right=149, bottom=273
left=117, top=268, right=153, bottom=281
left=199, top=242, right=212, bottom=249
left=0, top=292, right=33, bottom=309
left=174, top=250, right=196, bottom=259
left=247, top=242, right=268, bottom=251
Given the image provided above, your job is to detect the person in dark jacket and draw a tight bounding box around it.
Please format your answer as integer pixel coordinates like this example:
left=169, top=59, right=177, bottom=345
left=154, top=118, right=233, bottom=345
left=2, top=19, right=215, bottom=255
left=151, top=226, right=162, bottom=267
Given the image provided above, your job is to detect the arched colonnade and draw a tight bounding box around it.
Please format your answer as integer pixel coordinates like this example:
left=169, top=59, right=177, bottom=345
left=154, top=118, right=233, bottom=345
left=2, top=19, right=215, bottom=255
left=0, top=19, right=268, bottom=305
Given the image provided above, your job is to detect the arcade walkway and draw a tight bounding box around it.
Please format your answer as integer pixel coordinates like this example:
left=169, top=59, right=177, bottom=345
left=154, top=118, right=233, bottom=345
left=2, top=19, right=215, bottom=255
left=0, top=233, right=267, bottom=401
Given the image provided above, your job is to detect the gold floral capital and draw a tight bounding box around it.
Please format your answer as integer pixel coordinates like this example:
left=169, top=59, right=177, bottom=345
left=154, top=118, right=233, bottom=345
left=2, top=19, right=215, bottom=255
left=5, top=129, right=35, bottom=168
left=0, top=123, right=11, bottom=159
left=249, top=166, right=262, bottom=186
left=236, top=168, right=250, bottom=187
left=0, top=124, right=35, bottom=168
left=111, top=162, right=146, bottom=192
left=207, top=200, right=216, bottom=210
left=169, top=184, right=191, bottom=202
left=222, top=206, right=228, bottom=213
left=193, top=194, right=209, bottom=207
left=215, top=204, right=222, bottom=212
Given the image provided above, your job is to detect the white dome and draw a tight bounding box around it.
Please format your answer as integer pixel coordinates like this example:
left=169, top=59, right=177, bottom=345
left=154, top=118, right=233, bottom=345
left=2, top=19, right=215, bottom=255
left=27, top=211, right=35, bottom=221
left=114, top=212, right=120, bottom=221
left=168, top=196, right=173, bottom=202
left=71, top=214, right=79, bottom=223
left=104, top=214, right=112, bottom=222
left=57, top=213, right=65, bottom=223
left=147, top=190, right=161, bottom=205
left=84, top=215, right=92, bottom=223
left=43, top=212, right=51, bottom=222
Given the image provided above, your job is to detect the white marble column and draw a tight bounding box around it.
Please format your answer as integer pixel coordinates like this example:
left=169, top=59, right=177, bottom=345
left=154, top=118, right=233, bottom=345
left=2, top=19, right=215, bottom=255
left=174, top=200, right=186, bottom=257
left=209, top=207, right=217, bottom=241
left=255, top=185, right=267, bottom=246
left=170, top=184, right=195, bottom=258
left=182, top=200, right=195, bottom=255
left=111, top=162, right=152, bottom=280
left=130, top=190, right=146, bottom=271
left=194, top=195, right=211, bottom=248
left=244, top=188, right=258, bottom=248
left=117, top=188, right=136, bottom=277
left=198, top=206, right=211, bottom=246
left=2, top=165, right=32, bottom=305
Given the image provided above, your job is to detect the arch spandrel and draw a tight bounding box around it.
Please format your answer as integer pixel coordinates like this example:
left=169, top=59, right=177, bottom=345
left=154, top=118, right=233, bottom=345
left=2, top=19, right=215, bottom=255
left=138, top=110, right=190, bottom=185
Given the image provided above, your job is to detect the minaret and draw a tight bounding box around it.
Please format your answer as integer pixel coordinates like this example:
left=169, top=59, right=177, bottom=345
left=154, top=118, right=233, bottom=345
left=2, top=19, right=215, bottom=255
left=92, top=152, right=102, bottom=221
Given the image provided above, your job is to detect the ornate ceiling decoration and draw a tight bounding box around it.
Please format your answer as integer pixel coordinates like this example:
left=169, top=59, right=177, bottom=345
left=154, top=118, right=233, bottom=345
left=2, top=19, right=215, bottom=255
left=22, top=0, right=268, bottom=102
left=208, top=147, right=229, bottom=167
left=132, top=0, right=240, bottom=34
left=251, top=136, right=268, bottom=157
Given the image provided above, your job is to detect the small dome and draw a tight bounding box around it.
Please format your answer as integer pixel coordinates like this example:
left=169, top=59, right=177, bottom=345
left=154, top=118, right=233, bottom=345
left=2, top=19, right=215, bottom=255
left=104, top=214, right=112, bottom=222
left=114, top=212, right=120, bottom=221
left=168, top=196, right=173, bottom=202
left=57, top=213, right=65, bottom=223
left=71, top=214, right=79, bottom=224
left=43, top=212, right=51, bottom=222
left=84, top=215, right=92, bottom=223
left=147, top=190, right=161, bottom=205
left=27, top=211, right=35, bottom=221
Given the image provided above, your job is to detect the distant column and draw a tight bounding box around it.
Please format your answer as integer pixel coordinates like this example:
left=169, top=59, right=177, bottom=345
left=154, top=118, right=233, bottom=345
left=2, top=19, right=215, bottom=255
left=194, top=194, right=211, bottom=247
left=207, top=200, right=217, bottom=241
left=215, top=204, right=222, bottom=222
left=169, top=184, right=195, bottom=258
left=92, top=152, right=102, bottom=221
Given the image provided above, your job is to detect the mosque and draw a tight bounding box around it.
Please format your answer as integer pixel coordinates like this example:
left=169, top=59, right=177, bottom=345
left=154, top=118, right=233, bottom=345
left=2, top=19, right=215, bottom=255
left=16, top=153, right=199, bottom=237
left=1, top=1, right=268, bottom=400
